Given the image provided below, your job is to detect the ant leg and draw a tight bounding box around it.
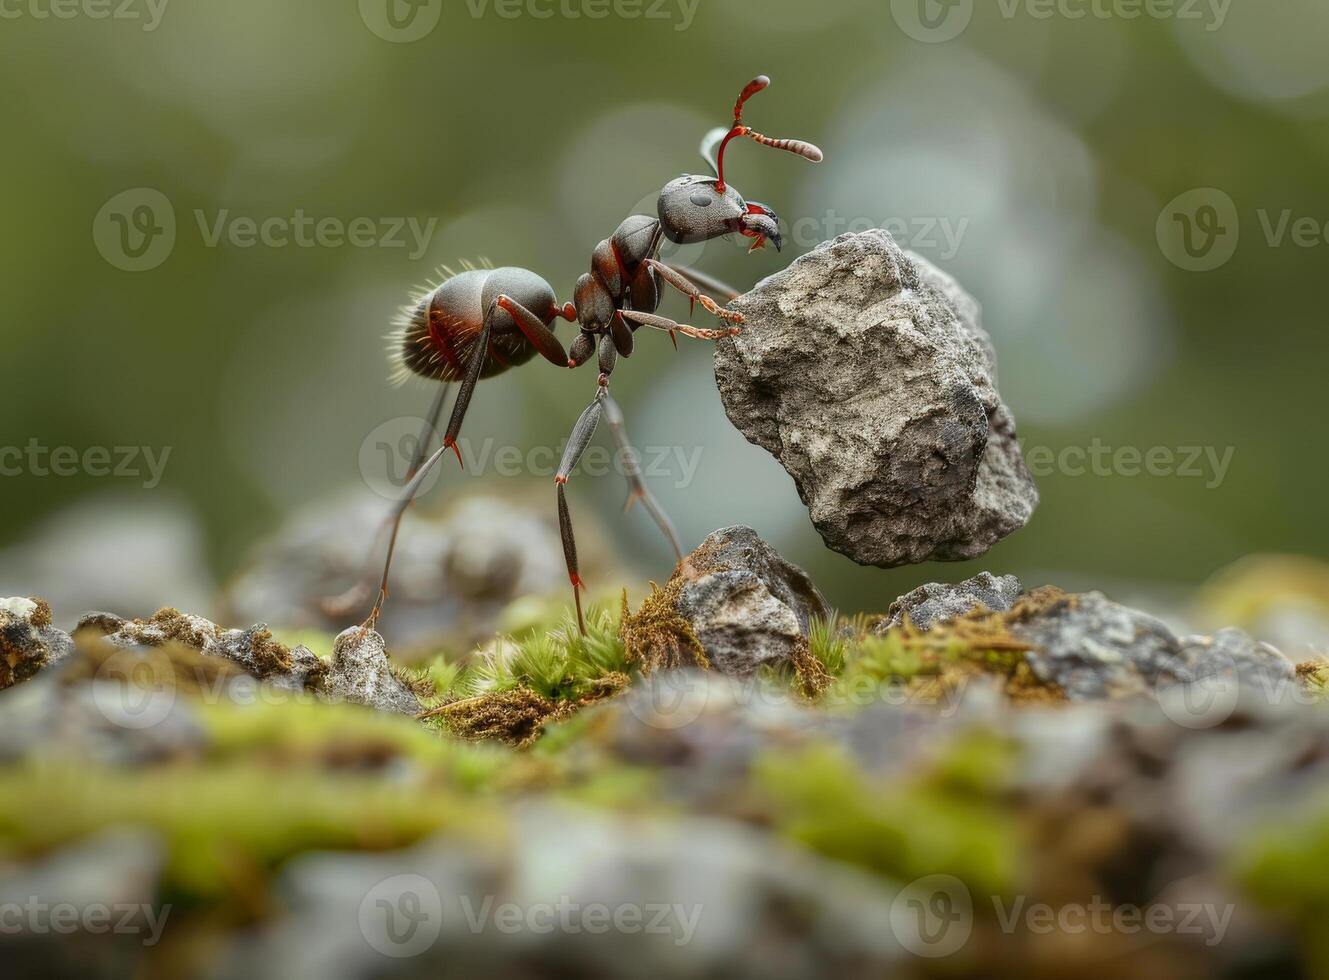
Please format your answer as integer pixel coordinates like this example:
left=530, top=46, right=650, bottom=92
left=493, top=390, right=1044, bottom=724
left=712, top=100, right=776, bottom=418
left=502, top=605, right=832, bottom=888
left=661, top=264, right=739, bottom=303
left=645, top=259, right=744, bottom=325
left=556, top=385, right=606, bottom=635
left=361, top=303, right=501, bottom=628
left=497, top=295, right=570, bottom=367
left=620, top=309, right=742, bottom=341
left=322, top=383, right=450, bottom=618
left=602, top=392, right=683, bottom=563
left=440, top=304, right=495, bottom=465
left=360, top=437, right=459, bottom=629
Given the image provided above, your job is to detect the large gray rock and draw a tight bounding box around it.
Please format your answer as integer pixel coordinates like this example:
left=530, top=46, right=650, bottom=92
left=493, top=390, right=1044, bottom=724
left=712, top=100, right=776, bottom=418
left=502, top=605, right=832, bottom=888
left=674, top=527, right=831, bottom=677
left=1012, top=592, right=1294, bottom=703
left=883, top=572, right=1023, bottom=631
left=716, top=229, right=1038, bottom=567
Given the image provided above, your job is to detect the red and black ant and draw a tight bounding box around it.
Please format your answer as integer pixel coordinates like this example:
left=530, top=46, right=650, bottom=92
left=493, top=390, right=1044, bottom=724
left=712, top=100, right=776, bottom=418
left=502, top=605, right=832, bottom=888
left=329, top=75, right=822, bottom=635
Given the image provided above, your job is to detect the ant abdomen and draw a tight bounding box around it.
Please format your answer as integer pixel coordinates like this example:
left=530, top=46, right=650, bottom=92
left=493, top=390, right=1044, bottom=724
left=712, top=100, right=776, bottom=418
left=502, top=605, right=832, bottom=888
left=390, top=265, right=562, bottom=385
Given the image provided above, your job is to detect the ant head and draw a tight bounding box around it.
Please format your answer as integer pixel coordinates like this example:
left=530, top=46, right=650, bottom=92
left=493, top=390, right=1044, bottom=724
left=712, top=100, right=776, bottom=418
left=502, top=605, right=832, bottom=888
left=655, top=75, right=822, bottom=254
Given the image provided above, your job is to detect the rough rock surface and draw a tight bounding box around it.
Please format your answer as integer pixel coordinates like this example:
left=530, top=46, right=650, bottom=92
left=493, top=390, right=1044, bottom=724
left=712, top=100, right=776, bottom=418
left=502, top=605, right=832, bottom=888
left=323, top=627, right=423, bottom=716
left=672, top=526, right=831, bottom=677
left=0, top=597, right=72, bottom=690
left=716, top=229, right=1038, bottom=567
left=883, top=572, right=1023, bottom=630
left=77, top=608, right=324, bottom=691
left=1178, top=627, right=1296, bottom=689
left=68, top=608, right=420, bottom=715
left=1009, top=591, right=1294, bottom=701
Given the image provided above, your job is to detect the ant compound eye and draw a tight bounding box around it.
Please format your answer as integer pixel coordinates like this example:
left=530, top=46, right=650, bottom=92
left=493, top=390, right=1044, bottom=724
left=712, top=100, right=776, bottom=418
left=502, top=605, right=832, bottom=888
left=689, top=193, right=713, bottom=208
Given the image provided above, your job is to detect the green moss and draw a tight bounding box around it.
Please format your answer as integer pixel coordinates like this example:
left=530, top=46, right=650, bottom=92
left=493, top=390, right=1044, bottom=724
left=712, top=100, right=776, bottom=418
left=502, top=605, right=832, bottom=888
left=621, top=581, right=709, bottom=673
left=807, top=616, right=850, bottom=676
left=197, top=696, right=515, bottom=790
left=1297, top=660, right=1329, bottom=701
left=269, top=628, right=336, bottom=660
left=753, top=734, right=1023, bottom=895
left=1235, top=795, right=1329, bottom=976
left=815, top=594, right=1068, bottom=709
left=422, top=605, right=633, bottom=747
left=0, top=762, right=503, bottom=902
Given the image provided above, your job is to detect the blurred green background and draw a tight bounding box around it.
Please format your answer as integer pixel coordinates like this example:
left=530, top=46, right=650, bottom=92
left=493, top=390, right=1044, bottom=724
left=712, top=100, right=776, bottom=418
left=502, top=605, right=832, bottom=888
left=2, top=0, right=1327, bottom=617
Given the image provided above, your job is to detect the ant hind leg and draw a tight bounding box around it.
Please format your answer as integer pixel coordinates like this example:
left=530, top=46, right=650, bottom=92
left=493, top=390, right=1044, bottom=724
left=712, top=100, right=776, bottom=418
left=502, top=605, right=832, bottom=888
left=601, top=392, right=683, bottom=563
left=321, top=382, right=449, bottom=620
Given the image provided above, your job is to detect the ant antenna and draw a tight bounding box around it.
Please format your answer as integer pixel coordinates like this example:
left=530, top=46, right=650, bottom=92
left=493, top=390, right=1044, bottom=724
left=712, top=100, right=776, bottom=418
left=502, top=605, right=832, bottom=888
left=714, top=75, right=823, bottom=194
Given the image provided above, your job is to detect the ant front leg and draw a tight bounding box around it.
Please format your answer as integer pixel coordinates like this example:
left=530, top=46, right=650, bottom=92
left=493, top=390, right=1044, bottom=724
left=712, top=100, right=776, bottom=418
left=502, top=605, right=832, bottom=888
left=619, top=309, right=742, bottom=342
left=645, top=260, right=744, bottom=325
left=661, top=264, right=739, bottom=304
left=555, top=383, right=606, bottom=635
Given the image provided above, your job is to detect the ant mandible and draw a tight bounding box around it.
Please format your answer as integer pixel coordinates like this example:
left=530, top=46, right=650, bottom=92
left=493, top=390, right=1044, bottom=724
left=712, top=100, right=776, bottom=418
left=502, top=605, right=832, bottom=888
left=329, top=75, right=822, bottom=635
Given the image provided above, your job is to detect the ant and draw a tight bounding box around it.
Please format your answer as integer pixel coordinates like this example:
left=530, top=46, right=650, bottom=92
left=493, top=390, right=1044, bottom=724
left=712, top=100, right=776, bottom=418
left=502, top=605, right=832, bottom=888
left=328, top=75, right=822, bottom=635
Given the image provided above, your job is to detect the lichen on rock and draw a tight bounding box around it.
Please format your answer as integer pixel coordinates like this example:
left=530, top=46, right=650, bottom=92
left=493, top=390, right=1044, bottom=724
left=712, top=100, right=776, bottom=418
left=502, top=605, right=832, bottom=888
left=0, top=596, right=72, bottom=690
